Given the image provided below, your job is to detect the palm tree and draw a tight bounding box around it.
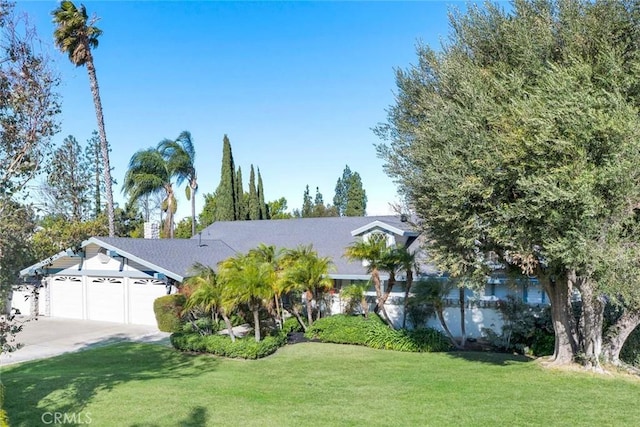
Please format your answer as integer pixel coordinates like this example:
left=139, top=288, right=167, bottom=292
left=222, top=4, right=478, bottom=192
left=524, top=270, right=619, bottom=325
left=396, top=248, right=418, bottom=329
left=52, top=1, right=115, bottom=237
left=218, top=253, right=275, bottom=342
left=123, top=148, right=176, bottom=238
left=283, top=245, right=334, bottom=326
left=344, top=238, right=387, bottom=316
left=158, top=131, right=198, bottom=236
left=409, top=278, right=462, bottom=349
left=183, top=263, right=236, bottom=341
left=248, top=244, right=284, bottom=327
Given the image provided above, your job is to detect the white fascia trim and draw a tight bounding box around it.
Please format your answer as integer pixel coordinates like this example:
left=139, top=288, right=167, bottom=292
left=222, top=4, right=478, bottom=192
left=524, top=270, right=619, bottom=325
left=85, top=237, right=184, bottom=282
left=20, top=250, right=68, bottom=277
left=350, top=220, right=419, bottom=238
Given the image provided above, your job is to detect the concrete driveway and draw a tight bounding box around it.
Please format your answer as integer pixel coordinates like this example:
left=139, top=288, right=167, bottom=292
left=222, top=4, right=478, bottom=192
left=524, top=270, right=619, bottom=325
left=1, top=316, right=170, bottom=366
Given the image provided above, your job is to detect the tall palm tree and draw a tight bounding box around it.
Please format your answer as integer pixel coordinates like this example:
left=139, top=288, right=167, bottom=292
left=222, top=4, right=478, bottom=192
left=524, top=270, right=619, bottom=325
left=345, top=238, right=387, bottom=315
left=183, top=263, right=236, bottom=341
left=218, top=253, right=275, bottom=342
left=396, top=248, right=418, bottom=329
left=52, top=1, right=115, bottom=237
left=123, top=148, right=176, bottom=238
left=158, top=131, right=198, bottom=236
left=283, top=245, right=334, bottom=326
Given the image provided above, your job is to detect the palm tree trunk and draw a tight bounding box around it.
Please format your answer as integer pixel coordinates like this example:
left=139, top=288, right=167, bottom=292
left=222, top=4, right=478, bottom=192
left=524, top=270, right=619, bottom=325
left=305, top=290, right=314, bottom=326
left=253, top=308, right=261, bottom=342
left=85, top=55, right=115, bottom=237
left=437, top=307, right=462, bottom=350
left=371, top=269, right=383, bottom=314
left=221, top=311, right=236, bottom=342
left=191, top=181, right=197, bottom=236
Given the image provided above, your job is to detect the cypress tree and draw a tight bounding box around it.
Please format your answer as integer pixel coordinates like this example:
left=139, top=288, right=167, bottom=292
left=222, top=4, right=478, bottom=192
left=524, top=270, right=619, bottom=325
left=235, top=166, right=246, bottom=220
left=213, top=134, right=236, bottom=221
left=248, top=164, right=260, bottom=220
left=333, top=165, right=351, bottom=216
left=257, top=168, right=267, bottom=219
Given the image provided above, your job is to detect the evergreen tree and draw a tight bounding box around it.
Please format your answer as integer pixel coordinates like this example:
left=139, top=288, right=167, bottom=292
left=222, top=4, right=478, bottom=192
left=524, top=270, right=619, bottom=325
left=213, top=134, right=236, bottom=221
left=334, top=165, right=367, bottom=216
left=345, top=171, right=367, bottom=216
left=84, top=130, right=104, bottom=218
left=257, top=168, right=267, bottom=219
left=45, top=135, right=91, bottom=221
left=301, top=185, right=313, bottom=217
left=235, top=166, right=246, bottom=220
left=199, top=193, right=216, bottom=228
left=248, top=165, right=260, bottom=220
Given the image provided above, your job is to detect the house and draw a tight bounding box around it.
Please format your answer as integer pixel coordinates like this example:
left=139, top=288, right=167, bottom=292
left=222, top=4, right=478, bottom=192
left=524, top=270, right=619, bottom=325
left=17, top=215, right=547, bottom=335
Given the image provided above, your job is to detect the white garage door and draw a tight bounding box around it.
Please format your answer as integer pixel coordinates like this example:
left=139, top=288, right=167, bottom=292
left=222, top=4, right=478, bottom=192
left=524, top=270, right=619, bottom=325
left=87, top=277, right=125, bottom=323
left=11, top=287, right=32, bottom=315
left=129, top=279, right=166, bottom=326
left=50, top=276, right=83, bottom=319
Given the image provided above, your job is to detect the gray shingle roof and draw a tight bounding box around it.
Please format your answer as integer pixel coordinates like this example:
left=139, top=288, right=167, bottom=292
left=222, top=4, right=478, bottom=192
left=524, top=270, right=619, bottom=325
left=90, top=237, right=238, bottom=281
left=196, top=215, right=418, bottom=277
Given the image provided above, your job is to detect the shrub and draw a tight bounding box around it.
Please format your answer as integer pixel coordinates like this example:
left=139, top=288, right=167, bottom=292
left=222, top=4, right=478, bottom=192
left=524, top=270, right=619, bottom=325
left=171, top=332, right=287, bottom=359
left=153, top=294, right=186, bottom=332
left=305, top=314, right=451, bottom=352
left=305, top=314, right=377, bottom=345
left=282, top=316, right=304, bottom=334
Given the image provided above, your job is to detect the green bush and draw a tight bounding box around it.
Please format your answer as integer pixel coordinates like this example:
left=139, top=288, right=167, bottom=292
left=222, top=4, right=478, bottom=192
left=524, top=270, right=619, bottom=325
left=282, top=316, right=304, bottom=334
left=171, top=332, right=287, bottom=359
left=153, top=294, right=186, bottom=332
left=305, top=314, right=451, bottom=352
left=305, top=314, right=377, bottom=345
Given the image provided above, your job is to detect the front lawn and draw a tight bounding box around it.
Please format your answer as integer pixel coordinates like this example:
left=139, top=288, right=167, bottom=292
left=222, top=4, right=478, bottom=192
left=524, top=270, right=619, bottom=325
left=2, top=342, right=639, bottom=426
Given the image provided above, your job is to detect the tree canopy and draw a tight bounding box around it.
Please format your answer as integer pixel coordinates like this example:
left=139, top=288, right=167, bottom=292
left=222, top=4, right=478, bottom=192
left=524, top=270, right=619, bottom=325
left=376, top=0, right=640, bottom=365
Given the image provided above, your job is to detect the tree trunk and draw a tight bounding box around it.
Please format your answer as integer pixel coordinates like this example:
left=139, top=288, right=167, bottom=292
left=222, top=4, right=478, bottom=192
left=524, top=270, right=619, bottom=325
left=291, top=306, right=308, bottom=332
left=305, top=290, right=314, bottom=327
left=221, top=311, right=235, bottom=342
left=85, top=55, right=115, bottom=237
left=459, top=286, right=466, bottom=348
left=361, top=295, right=369, bottom=319
left=191, top=180, right=197, bottom=237
left=402, top=270, right=413, bottom=329
left=437, top=306, right=462, bottom=350
left=541, top=274, right=578, bottom=364
left=574, top=276, right=604, bottom=370
left=602, top=309, right=640, bottom=365
left=378, top=277, right=396, bottom=328
left=253, top=308, right=261, bottom=342
left=371, top=269, right=383, bottom=314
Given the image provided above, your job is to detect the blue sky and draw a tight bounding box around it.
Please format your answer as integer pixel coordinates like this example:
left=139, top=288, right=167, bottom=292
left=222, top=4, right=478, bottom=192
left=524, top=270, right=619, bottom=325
left=18, top=1, right=479, bottom=222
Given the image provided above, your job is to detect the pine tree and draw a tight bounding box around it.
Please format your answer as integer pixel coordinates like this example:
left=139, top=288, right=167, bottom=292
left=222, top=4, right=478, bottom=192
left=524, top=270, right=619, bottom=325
left=213, top=135, right=236, bottom=221
left=248, top=164, right=260, bottom=220
left=345, top=171, right=367, bottom=216
left=44, top=135, right=91, bottom=220
left=257, top=168, right=267, bottom=219
left=334, top=165, right=367, bottom=216
left=301, top=185, right=313, bottom=217
left=235, top=166, right=246, bottom=220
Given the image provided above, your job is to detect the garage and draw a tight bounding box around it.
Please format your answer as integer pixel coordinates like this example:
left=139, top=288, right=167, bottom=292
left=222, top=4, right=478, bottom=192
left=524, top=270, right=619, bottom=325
left=50, top=276, right=83, bottom=319
left=128, top=279, right=167, bottom=325
left=86, top=277, right=126, bottom=323
left=20, top=236, right=236, bottom=328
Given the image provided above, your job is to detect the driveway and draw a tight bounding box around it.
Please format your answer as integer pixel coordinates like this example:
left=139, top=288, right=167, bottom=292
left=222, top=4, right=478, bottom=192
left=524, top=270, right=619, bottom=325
left=1, top=316, right=170, bottom=366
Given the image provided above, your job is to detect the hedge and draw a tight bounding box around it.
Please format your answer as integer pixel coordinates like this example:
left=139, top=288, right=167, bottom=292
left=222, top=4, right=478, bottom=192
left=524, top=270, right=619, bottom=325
left=153, top=294, right=186, bottom=332
left=306, top=314, right=451, bottom=352
left=170, top=332, right=287, bottom=359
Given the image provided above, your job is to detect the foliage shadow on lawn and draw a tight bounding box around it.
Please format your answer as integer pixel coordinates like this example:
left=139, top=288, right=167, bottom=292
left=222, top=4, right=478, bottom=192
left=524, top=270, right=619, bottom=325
left=2, top=341, right=217, bottom=426
left=445, top=350, right=533, bottom=365
left=130, top=406, right=208, bottom=427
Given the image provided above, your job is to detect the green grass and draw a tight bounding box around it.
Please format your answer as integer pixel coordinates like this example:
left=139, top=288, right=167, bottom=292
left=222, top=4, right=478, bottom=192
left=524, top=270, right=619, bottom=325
left=2, top=342, right=640, bottom=426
